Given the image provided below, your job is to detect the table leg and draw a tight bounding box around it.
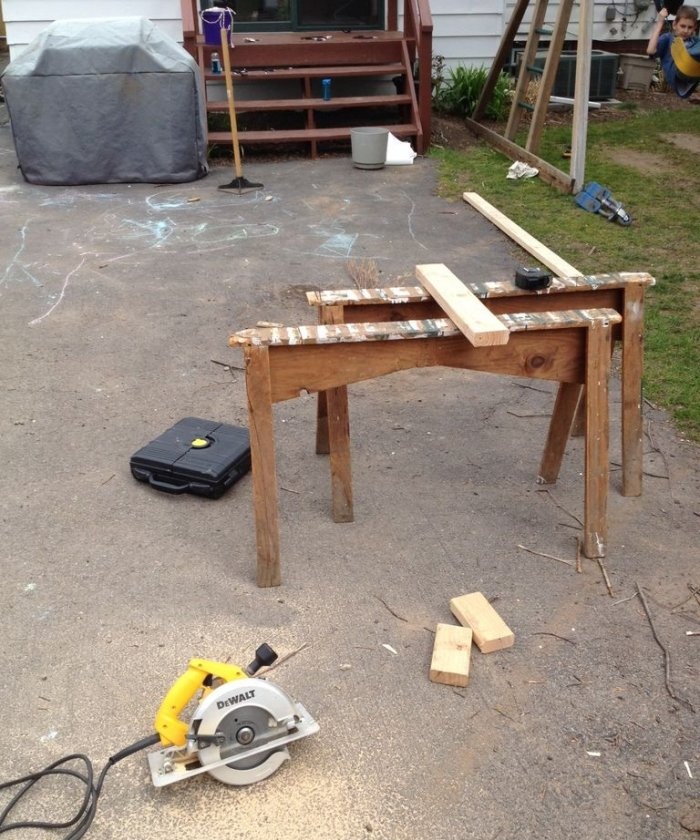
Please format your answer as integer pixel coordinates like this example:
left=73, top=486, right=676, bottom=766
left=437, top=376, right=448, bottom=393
left=327, top=385, right=353, bottom=522
left=245, top=346, right=281, bottom=587
left=621, top=283, right=645, bottom=497
left=316, top=390, right=329, bottom=455
left=583, top=321, right=611, bottom=558
left=570, top=387, right=586, bottom=437
left=538, top=382, right=582, bottom=484
left=315, top=304, right=345, bottom=455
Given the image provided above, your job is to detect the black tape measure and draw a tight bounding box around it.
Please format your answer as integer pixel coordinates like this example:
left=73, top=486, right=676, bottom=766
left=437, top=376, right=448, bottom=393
left=514, top=266, right=552, bottom=291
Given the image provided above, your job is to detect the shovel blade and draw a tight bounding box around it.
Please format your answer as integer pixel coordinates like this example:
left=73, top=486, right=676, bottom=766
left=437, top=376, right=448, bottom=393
left=219, top=177, right=264, bottom=194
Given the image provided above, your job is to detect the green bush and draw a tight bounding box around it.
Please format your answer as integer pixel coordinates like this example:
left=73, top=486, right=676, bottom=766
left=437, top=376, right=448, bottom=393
left=434, top=65, right=512, bottom=121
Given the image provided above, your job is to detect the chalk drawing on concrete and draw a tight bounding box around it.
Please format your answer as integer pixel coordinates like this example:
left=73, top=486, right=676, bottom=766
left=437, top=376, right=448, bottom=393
left=309, top=225, right=358, bottom=258
left=1, top=224, right=43, bottom=290
left=117, top=218, right=279, bottom=249
left=28, top=255, right=87, bottom=326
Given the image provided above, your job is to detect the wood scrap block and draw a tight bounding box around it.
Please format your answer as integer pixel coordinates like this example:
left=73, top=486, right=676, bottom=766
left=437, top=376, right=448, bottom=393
left=415, top=263, right=510, bottom=347
left=450, top=592, right=514, bottom=653
left=429, top=623, right=473, bottom=687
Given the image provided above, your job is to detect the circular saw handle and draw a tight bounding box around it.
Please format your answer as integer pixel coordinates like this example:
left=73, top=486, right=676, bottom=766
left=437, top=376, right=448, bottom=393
left=155, top=658, right=248, bottom=747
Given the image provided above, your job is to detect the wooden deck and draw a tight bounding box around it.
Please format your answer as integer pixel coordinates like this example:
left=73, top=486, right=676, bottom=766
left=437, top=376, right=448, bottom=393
left=182, top=1, right=433, bottom=158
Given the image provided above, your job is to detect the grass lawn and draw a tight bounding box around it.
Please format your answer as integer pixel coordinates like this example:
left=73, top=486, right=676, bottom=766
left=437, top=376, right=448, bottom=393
left=431, top=105, right=700, bottom=442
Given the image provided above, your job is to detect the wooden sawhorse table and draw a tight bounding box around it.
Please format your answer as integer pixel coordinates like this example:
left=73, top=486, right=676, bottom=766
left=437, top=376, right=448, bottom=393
left=231, top=304, right=621, bottom=587
left=308, top=269, right=655, bottom=500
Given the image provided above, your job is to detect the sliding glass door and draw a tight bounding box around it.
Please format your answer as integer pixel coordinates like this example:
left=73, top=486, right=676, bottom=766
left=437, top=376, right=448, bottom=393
left=199, top=0, right=383, bottom=31
left=296, top=0, right=382, bottom=28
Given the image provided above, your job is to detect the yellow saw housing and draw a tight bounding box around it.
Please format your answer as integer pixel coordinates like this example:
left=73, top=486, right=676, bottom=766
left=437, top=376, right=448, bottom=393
left=155, top=658, right=248, bottom=747
left=147, top=648, right=319, bottom=787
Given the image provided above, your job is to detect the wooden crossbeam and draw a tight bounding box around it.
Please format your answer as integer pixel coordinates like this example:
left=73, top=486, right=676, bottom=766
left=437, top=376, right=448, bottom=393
left=230, top=308, right=619, bottom=351
left=415, top=264, right=510, bottom=347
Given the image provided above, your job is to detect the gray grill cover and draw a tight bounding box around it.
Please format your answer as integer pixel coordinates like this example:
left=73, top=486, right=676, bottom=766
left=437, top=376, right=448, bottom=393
left=2, top=17, right=209, bottom=185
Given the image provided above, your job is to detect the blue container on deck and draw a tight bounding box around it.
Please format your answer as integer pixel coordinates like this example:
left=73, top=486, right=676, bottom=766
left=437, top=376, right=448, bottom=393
left=202, top=8, right=233, bottom=45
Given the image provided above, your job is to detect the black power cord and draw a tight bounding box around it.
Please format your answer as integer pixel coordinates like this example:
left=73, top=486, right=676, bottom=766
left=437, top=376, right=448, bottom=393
left=0, top=734, right=160, bottom=838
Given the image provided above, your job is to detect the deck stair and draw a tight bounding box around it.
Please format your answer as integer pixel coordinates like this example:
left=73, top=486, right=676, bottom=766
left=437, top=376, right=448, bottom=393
left=192, top=32, right=423, bottom=158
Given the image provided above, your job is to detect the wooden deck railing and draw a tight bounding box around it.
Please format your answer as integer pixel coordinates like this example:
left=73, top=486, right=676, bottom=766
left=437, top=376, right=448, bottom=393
left=181, top=0, right=196, bottom=41
left=401, top=0, right=433, bottom=154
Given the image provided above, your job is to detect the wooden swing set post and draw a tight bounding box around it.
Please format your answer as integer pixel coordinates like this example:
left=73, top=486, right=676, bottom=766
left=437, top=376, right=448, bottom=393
left=466, top=0, right=595, bottom=194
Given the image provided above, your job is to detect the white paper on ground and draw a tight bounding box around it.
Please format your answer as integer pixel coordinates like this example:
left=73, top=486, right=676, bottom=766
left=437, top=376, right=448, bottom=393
left=506, top=160, right=539, bottom=180
left=385, top=133, right=417, bottom=165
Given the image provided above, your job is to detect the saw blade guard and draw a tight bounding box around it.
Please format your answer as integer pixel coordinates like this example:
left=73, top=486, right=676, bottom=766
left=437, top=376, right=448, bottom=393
left=193, top=678, right=316, bottom=786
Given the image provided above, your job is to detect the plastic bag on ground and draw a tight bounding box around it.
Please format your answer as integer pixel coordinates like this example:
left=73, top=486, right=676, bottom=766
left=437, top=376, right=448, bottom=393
left=385, top=133, right=417, bottom=165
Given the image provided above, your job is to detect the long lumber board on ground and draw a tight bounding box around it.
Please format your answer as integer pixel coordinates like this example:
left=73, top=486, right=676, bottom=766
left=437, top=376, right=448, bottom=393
left=462, top=193, right=581, bottom=277
left=415, top=263, right=510, bottom=346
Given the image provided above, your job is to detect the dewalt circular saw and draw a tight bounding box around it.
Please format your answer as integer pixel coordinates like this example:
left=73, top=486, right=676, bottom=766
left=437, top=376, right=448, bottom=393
left=147, top=644, right=319, bottom=787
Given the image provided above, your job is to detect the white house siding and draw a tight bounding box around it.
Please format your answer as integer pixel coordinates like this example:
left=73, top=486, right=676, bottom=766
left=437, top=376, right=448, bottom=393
left=400, top=0, right=508, bottom=70
left=1, top=0, right=184, bottom=61
left=424, top=0, right=661, bottom=70
left=504, top=0, right=660, bottom=47
left=3, top=1, right=664, bottom=67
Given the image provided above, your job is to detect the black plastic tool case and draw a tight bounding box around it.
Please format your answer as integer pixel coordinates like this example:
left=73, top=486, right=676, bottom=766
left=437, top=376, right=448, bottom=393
left=130, top=417, right=251, bottom=498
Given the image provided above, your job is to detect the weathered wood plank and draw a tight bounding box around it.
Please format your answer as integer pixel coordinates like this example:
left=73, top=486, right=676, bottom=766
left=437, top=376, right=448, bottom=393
left=429, top=623, right=473, bottom=687
left=230, top=308, right=620, bottom=348
left=208, top=95, right=412, bottom=113
left=315, top=304, right=345, bottom=456
left=415, top=263, right=510, bottom=347
left=307, top=274, right=655, bottom=308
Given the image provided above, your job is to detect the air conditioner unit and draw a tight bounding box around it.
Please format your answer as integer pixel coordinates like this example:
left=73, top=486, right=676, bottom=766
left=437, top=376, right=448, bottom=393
left=531, top=50, right=619, bottom=100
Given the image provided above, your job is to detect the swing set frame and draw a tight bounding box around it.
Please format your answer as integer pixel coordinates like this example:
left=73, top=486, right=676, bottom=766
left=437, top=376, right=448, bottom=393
left=466, top=0, right=596, bottom=194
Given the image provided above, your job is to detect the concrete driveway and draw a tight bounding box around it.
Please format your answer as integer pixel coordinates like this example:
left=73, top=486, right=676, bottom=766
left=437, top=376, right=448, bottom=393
left=1, top=88, right=698, bottom=840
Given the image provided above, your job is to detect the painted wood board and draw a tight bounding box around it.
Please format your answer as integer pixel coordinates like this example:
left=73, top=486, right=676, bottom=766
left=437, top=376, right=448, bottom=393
left=415, top=263, right=510, bottom=347
left=306, top=272, right=655, bottom=307
left=450, top=592, right=515, bottom=653
left=231, top=308, right=620, bottom=347
left=429, top=623, right=473, bottom=687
